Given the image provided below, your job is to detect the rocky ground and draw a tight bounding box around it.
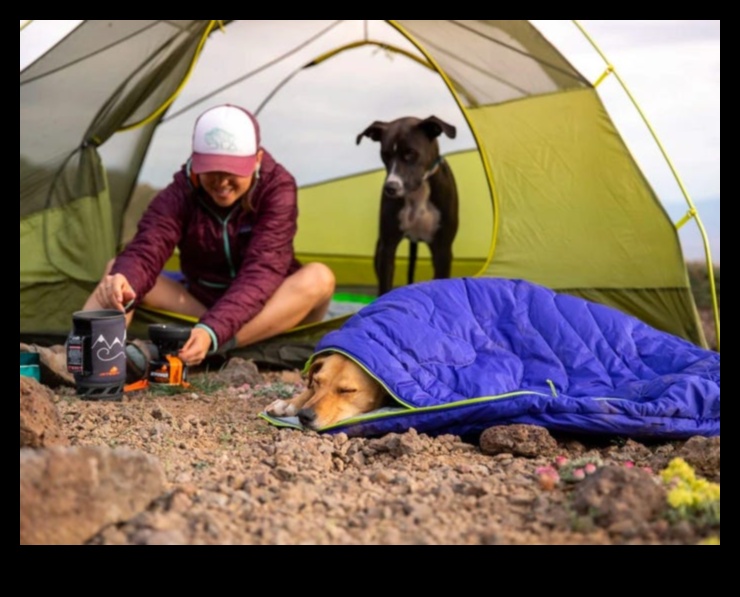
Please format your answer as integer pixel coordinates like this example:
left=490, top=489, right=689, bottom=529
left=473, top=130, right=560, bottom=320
left=20, top=342, right=720, bottom=545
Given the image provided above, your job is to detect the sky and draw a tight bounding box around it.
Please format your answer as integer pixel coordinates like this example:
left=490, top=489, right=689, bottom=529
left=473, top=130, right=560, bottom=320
left=20, top=20, right=719, bottom=262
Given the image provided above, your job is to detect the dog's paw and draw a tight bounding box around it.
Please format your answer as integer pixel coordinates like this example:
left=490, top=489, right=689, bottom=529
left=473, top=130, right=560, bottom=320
left=265, top=398, right=298, bottom=417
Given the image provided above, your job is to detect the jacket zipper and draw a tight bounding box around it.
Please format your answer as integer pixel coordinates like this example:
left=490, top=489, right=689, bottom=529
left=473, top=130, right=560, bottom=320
left=197, top=198, right=238, bottom=285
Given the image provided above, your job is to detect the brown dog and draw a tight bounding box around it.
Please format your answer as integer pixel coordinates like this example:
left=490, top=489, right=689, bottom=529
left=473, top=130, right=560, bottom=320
left=357, top=115, right=459, bottom=296
left=265, top=353, right=389, bottom=430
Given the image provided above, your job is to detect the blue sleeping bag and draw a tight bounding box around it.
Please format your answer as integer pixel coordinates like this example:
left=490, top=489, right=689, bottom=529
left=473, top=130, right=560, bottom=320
left=262, top=278, right=720, bottom=439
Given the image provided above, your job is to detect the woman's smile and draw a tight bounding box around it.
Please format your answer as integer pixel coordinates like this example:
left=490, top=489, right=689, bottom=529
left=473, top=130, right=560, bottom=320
left=200, top=171, right=254, bottom=207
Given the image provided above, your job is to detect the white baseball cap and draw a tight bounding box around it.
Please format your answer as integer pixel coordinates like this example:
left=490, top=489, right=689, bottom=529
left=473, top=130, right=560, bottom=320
left=191, top=104, right=261, bottom=176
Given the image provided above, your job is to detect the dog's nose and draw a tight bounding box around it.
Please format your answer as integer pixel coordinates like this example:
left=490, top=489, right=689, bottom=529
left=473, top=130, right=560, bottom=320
left=384, top=179, right=403, bottom=197
left=297, top=408, right=316, bottom=427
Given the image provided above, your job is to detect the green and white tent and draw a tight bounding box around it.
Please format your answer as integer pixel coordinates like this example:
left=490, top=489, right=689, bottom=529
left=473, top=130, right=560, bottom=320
left=20, top=20, right=717, bottom=365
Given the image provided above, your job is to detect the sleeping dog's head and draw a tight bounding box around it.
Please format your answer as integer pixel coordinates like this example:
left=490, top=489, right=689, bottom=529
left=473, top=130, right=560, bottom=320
left=356, top=115, right=456, bottom=199
left=265, top=353, right=389, bottom=430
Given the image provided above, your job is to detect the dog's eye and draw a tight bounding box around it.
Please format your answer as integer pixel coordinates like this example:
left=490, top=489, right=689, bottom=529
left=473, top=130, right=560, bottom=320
left=338, top=388, right=356, bottom=395
left=403, top=152, right=417, bottom=163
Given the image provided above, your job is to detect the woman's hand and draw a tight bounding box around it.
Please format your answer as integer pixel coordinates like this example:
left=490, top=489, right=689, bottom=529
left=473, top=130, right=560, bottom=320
left=179, top=327, right=212, bottom=366
left=94, top=273, right=136, bottom=312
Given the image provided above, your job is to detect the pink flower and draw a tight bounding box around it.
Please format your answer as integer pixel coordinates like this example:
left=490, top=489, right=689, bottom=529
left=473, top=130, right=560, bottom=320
left=584, top=463, right=597, bottom=475
left=571, top=468, right=586, bottom=480
left=624, top=461, right=635, bottom=469
left=536, top=465, right=558, bottom=477
left=554, top=456, right=568, bottom=468
left=536, top=466, right=560, bottom=490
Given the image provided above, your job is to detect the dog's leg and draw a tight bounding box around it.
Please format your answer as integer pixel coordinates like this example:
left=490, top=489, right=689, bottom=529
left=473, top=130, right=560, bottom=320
left=375, top=237, right=397, bottom=296
left=407, top=240, right=418, bottom=285
left=265, top=386, right=314, bottom=418
left=375, top=203, right=404, bottom=295
left=429, top=237, right=454, bottom=280
left=266, top=356, right=328, bottom=418
left=429, top=171, right=458, bottom=280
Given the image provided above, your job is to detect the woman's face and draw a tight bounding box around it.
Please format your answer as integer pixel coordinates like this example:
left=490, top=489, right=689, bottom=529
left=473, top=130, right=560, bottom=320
left=199, top=171, right=254, bottom=207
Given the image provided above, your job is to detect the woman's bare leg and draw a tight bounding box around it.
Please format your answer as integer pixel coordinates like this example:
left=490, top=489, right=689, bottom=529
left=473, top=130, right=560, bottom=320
left=83, top=261, right=335, bottom=348
left=82, top=262, right=206, bottom=326
left=233, top=262, right=335, bottom=347
left=139, top=275, right=207, bottom=318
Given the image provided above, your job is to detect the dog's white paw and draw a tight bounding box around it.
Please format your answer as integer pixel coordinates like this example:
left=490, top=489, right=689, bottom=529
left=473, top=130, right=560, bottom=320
left=265, top=398, right=298, bottom=417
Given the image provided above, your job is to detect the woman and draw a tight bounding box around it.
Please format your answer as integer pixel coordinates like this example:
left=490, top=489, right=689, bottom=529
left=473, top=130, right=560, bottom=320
left=83, top=104, right=336, bottom=366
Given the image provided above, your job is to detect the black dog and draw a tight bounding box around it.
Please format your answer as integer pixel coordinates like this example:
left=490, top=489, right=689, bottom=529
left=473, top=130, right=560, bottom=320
left=357, top=116, right=459, bottom=296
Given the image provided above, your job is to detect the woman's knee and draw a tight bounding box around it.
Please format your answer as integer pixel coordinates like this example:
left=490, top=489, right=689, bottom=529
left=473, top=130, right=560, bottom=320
left=293, top=262, right=336, bottom=299
left=312, top=262, right=336, bottom=294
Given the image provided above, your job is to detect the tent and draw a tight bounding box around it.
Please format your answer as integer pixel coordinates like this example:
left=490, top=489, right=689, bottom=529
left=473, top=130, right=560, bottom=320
left=20, top=20, right=718, bottom=367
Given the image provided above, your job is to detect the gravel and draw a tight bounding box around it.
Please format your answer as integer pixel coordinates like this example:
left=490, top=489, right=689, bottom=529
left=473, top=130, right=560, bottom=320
left=46, top=361, right=720, bottom=546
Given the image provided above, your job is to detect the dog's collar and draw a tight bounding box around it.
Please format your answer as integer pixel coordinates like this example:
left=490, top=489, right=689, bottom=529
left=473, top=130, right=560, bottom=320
left=422, top=157, right=445, bottom=181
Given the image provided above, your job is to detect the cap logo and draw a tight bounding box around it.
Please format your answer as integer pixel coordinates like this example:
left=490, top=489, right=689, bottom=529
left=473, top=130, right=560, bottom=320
left=204, top=127, right=239, bottom=152
left=190, top=104, right=260, bottom=176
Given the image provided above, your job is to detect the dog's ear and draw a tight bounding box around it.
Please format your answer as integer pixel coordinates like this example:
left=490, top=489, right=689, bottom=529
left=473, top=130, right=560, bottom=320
left=419, top=116, right=457, bottom=140
left=356, top=121, right=389, bottom=145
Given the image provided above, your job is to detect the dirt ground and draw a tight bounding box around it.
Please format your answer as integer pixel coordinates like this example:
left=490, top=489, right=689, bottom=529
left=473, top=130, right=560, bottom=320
left=47, top=338, right=720, bottom=546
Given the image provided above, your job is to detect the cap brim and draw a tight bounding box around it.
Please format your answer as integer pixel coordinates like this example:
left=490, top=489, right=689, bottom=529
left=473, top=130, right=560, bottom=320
left=191, top=152, right=257, bottom=177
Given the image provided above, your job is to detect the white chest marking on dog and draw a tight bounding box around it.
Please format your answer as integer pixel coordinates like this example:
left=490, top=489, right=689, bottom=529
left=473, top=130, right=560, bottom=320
left=398, top=182, right=441, bottom=243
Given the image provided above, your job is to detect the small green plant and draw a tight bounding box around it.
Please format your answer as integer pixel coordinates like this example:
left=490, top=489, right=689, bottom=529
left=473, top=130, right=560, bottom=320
left=146, top=371, right=226, bottom=396
left=558, top=455, right=604, bottom=483
left=568, top=508, right=598, bottom=533
left=253, top=381, right=298, bottom=399
left=188, top=374, right=225, bottom=394
left=660, top=457, right=720, bottom=527
left=148, top=383, right=187, bottom=396
left=535, top=455, right=651, bottom=490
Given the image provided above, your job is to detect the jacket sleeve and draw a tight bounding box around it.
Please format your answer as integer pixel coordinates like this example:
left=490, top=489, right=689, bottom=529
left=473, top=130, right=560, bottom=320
left=198, top=166, right=298, bottom=346
left=110, top=170, right=190, bottom=302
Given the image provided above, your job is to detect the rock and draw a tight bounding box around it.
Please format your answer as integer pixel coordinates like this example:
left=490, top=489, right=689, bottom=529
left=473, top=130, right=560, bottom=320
left=20, top=376, right=68, bottom=448
left=20, top=446, right=166, bottom=545
left=479, top=424, right=558, bottom=457
left=214, top=357, right=262, bottom=387
left=21, top=343, right=75, bottom=388
left=571, top=465, right=666, bottom=528
left=677, top=436, right=720, bottom=482
left=369, top=428, right=426, bottom=457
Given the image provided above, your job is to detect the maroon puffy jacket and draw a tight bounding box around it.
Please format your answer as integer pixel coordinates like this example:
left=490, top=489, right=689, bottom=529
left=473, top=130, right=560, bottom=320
left=112, top=148, right=301, bottom=349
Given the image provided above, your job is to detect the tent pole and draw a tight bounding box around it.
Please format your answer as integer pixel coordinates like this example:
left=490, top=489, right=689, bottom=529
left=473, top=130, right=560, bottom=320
left=573, top=19, right=719, bottom=351
left=386, top=20, right=500, bottom=278
left=117, top=20, right=224, bottom=133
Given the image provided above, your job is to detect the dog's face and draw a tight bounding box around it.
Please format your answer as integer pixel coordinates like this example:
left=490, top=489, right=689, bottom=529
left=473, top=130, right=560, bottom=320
left=265, top=353, right=388, bottom=430
left=356, top=116, right=456, bottom=198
